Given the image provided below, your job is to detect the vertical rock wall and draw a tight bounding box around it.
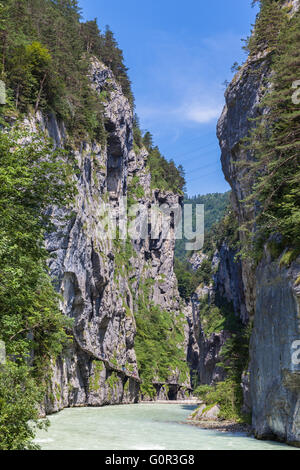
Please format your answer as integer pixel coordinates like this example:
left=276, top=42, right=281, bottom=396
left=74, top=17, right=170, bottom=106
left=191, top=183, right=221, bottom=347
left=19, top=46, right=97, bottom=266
left=33, top=59, right=189, bottom=413
left=217, top=0, right=300, bottom=445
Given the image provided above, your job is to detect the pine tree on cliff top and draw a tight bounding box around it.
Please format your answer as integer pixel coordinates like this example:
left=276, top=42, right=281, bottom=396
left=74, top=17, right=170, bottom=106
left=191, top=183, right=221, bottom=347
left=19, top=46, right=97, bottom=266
left=242, top=8, right=300, bottom=253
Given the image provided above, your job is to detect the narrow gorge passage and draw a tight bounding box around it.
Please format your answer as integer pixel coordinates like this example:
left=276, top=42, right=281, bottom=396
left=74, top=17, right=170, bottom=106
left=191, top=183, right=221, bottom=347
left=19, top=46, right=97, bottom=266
left=0, top=0, right=299, bottom=452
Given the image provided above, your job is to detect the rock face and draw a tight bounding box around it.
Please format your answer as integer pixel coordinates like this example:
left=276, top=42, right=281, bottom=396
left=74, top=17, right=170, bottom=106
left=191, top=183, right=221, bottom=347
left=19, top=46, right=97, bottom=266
left=197, top=329, right=229, bottom=386
left=190, top=404, right=220, bottom=421
left=213, top=243, right=247, bottom=324
left=217, top=0, right=300, bottom=446
left=184, top=296, right=201, bottom=378
left=250, top=254, right=300, bottom=446
left=217, top=53, right=270, bottom=319
left=184, top=273, right=232, bottom=387
left=35, top=59, right=189, bottom=413
left=189, top=252, right=207, bottom=272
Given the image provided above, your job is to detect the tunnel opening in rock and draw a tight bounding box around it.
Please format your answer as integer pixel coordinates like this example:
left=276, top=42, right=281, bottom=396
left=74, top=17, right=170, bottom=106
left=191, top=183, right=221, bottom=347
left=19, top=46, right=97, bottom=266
left=107, top=154, right=122, bottom=193
left=168, top=385, right=178, bottom=401
left=106, top=132, right=123, bottom=194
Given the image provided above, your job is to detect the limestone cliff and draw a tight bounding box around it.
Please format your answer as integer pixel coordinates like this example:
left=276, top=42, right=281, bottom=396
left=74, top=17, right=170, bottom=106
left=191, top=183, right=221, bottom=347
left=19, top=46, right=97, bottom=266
left=184, top=244, right=244, bottom=388
left=251, top=254, right=300, bottom=445
left=32, top=59, right=189, bottom=413
left=217, top=0, right=300, bottom=446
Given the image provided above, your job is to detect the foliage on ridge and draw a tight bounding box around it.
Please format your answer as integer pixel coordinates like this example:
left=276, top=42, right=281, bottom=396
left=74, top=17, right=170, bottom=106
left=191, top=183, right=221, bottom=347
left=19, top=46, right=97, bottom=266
left=0, top=127, right=75, bottom=449
left=240, top=2, right=300, bottom=262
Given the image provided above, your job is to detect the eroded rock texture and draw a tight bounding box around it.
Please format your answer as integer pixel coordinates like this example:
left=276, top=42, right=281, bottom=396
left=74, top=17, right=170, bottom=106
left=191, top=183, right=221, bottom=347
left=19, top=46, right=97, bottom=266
left=217, top=0, right=300, bottom=445
left=251, top=255, right=300, bottom=446
left=31, top=59, right=189, bottom=413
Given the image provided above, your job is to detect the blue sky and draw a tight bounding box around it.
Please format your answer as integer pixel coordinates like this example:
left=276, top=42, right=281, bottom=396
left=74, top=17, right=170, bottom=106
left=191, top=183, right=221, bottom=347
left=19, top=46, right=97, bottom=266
left=79, top=0, right=259, bottom=196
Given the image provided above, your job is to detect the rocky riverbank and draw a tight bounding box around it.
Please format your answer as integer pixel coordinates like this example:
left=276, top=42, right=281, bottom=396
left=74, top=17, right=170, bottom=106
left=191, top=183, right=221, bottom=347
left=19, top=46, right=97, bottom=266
left=186, top=419, right=252, bottom=435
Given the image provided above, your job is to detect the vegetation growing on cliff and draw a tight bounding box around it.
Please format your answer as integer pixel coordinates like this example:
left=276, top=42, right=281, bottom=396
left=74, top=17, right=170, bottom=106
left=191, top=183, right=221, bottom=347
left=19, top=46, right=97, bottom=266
left=0, top=0, right=133, bottom=138
left=111, top=231, right=189, bottom=399
left=244, top=0, right=287, bottom=56
left=175, top=198, right=248, bottom=421
left=174, top=258, right=212, bottom=300
left=194, top=324, right=251, bottom=422
left=241, top=3, right=300, bottom=260
left=174, top=200, right=237, bottom=301
left=192, top=0, right=300, bottom=424
left=134, top=126, right=186, bottom=195
left=134, top=279, right=189, bottom=398
left=0, top=128, right=75, bottom=449
left=175, top=192, right=230, bottom=262
left=2, top=0, right=297, bottom=448
left=0, top=363, right=49, bottom=450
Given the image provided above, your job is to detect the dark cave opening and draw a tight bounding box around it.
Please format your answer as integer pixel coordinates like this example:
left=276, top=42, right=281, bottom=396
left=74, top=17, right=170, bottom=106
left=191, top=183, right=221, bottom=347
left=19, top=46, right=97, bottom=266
left=167, top=385, right=178, bottom=401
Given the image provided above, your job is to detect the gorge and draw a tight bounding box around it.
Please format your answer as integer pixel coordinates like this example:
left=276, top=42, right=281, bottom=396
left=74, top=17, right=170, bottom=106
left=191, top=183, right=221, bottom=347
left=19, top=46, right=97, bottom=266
left=0, top=0, right=299, bottom=450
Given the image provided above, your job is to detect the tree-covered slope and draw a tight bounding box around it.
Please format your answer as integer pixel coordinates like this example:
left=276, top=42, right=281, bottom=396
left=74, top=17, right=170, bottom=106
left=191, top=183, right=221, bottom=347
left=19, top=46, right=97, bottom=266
left=241, top=0, right=300, bottom=260
left=0, top=127, right=74, bottom=449
left=0, top=0, right=132, bottom=137
left=0, top=0, right=186, bottom=194
left=175, top=191, right=230, bottom=262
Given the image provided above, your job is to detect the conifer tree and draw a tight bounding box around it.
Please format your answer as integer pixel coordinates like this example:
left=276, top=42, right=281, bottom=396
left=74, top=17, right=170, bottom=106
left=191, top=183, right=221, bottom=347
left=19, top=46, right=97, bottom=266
left=247, top=0, right=286, bottom=55
left=242, top=7, right=300, bottom=252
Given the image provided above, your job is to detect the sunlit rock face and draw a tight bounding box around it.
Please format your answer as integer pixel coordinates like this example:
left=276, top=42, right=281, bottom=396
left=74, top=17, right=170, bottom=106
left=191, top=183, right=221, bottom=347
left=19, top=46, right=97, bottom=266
left=31, top=59, right=189, bottom=414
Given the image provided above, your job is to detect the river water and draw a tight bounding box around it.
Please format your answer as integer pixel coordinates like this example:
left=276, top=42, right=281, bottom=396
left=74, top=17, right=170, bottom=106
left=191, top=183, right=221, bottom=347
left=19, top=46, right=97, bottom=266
left=35, top=403, right=296, bottom=450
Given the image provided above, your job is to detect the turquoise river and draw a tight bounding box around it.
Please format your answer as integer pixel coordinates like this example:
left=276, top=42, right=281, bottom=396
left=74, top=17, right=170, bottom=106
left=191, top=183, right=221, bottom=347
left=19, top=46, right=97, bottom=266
left=35, top=403, right=298, bottom=450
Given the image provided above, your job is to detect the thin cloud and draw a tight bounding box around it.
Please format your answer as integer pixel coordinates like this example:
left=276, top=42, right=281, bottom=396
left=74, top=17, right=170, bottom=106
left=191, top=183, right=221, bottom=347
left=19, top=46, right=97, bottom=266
left=138, top=101, right=223, bottom=125
left=179, top=103, right=223, bottom=124
left=134, top=30, right=236, bottom=131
